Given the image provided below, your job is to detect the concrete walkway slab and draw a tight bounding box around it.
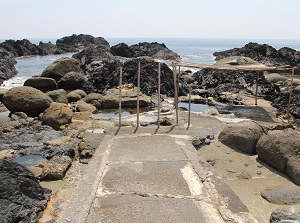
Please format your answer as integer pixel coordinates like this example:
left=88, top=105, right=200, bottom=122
left=56, top=134, right=257, bottom=223
left=101, top=161, right=192, bottom=195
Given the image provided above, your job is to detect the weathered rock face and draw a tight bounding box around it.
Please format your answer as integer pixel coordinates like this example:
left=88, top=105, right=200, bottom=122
left=110, top=43, right=135, bottom=58
left=213, top=42, right=300, bottom=69
left=192, top=68, right=278, bottom=100
left=83, top=58, right=187, bottom=97
left=76, top=100, right=97, bottom=113
left=56, top=34, right=110, bottom=52
left=41, top=57, right=81, bottom=81
left=2, top=86, right=53, bottom=116
left=72, top=45, right=115, bottom=73
left=0, top=47, right=17, bottom=85
left=57, top=71, right=85, bottom=90
left=42, top=102, right=73, bottom=130
left=0, top=39, right=40, bottom=57
left=256, top=129, right=300, bottom=185
left=129, top=42, right=181, bottom=61
left=24, top=77, right=58, bottom=92
left=0, top=159, right=51, bottom=223
left=218, top=121, right=266, bottom=154
left=271, top=85, right=300, bottom=120
left=41, top=156, right=72, bottom=180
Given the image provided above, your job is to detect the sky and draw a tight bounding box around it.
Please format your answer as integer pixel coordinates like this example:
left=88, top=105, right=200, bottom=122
left=0, top=0, right=300, bottom=40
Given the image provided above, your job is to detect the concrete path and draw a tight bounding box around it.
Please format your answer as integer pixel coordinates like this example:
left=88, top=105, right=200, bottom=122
left=56, top=134, right=258, bottom=223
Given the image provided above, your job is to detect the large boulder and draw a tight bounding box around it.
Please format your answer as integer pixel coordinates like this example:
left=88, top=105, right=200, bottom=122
left=0, top=159, right=51, bottom=223
left=218, top=121, right=266, bottom=154
left=46, top=89, right=68, bottom=104
left=2, top=86, right=52, bottom=116
left=42, top=102, right=73, bottom=130
left=57, top=71, right=85, bottom=90
left=257, top=129, right=300, bottom=185
left=261, top=185, right=300, bottom=205
left=41, top=57, right=81, bottom=81
left=76, top=100, right=97, bottom=113
left=0, top=47, right=17, bottom=85
left=82, top=93, right=103, bottom=109
left=24, top=77, right=58, bottom=92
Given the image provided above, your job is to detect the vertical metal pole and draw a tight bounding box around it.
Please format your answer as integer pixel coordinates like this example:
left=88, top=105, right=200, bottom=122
left=158, top=63, right=161, bottom=128
left=119, top=65, right=122, bottom=127
left=137, top=62, right=141, bottom=126
left=173, top=64, right=178, bottom=125
left=287, top=68, right=295, bottom=122
left=188, top=86, right=191, bottom=128
left=255, top=71, right=259, bottom=106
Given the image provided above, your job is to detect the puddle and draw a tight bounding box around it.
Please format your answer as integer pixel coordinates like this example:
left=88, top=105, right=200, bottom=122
left=178, top=102, right=209, bottom=112
left=13, top=155, right=47, bottom=167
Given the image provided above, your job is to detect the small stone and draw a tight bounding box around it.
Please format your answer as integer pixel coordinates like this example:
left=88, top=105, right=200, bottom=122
left=227, top=169, right=236, bottom=173
left=257, top=171, right=262, bottom=175
left=244, top=163, right=249, bottom=167
left=65, top=218, right=72, bottom=222
left=229, top=160, right=233, bottom=163
left=257, top=164, right=263, bottom=168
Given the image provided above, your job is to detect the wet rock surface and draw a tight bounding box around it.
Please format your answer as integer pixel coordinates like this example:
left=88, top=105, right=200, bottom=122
left=0, top=159, right=51, bottom=223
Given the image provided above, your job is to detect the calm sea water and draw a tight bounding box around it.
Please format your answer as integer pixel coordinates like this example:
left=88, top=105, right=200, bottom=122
left=1, top=38, right=300, bottom=88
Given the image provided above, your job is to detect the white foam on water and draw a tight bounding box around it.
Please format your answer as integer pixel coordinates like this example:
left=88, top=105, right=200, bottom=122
left=1, top=76, right=28, bottom=89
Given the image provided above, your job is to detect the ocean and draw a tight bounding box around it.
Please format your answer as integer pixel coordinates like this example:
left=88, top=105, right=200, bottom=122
left=1, top=38, right=300, bottom=88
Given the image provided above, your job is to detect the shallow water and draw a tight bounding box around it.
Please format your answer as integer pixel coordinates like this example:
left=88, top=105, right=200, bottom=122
left=178, top=102, right=209, bottom=112
left=13, top=155, right=47, bottom=167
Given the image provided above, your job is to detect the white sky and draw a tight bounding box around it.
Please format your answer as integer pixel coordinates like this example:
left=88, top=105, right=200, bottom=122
left=0, top=0, right=299, bottom=39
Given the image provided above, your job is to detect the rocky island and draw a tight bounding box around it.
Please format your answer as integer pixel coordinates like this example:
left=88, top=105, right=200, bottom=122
left=0, top=34, right=300, bottom=223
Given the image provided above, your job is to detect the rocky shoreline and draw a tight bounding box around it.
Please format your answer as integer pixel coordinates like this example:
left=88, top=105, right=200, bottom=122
left=0, top=35, right=300, bottom=222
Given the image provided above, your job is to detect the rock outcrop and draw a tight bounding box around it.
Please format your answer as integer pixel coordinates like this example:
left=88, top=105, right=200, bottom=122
left=256, top=129, right=300, bottom=185
left=192, top=68, right=277, bottom=100
left=2, top=86, right=53, bottom=116
left=111, top=42, right=181, bottom=61
left=0, top=159, right=51, bottom=223
left=56, top=34, right=110, bottom=52
left=83, top=57, right=187, bottom=97
left=270, top=204, right=300, bottom=223
left=0, top=47, right=17, bottom=85
left=213, top=42, right=300, bottom=69
left=41, top=156, right=72, bottom=180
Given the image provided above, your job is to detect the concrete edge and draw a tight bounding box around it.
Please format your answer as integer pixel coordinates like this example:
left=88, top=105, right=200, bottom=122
left=55, top=135, right=114, bottom=223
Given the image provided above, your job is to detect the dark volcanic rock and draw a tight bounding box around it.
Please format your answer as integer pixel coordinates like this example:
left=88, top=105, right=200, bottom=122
left=56, top=34, right=110, bottom=52
left=129, top=42, right=181, bottom=61
left=192, top=68, right=278, bottom=100
left=0, top=39, right=40, bottom=57
left=213, top=42, right=300, bottom=69
left=111, top=43, right=135, bottom=58
left=37, top=41, right=64, bottom=55
left=72, top=45, right=115, bottom=73
left=0, top=122, right=77, bottom=158
left=0, top=159, right=51, bottom=223
left=0, top=47, right=17, bottom=85
left=83, top=58, right=187, bottom=97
